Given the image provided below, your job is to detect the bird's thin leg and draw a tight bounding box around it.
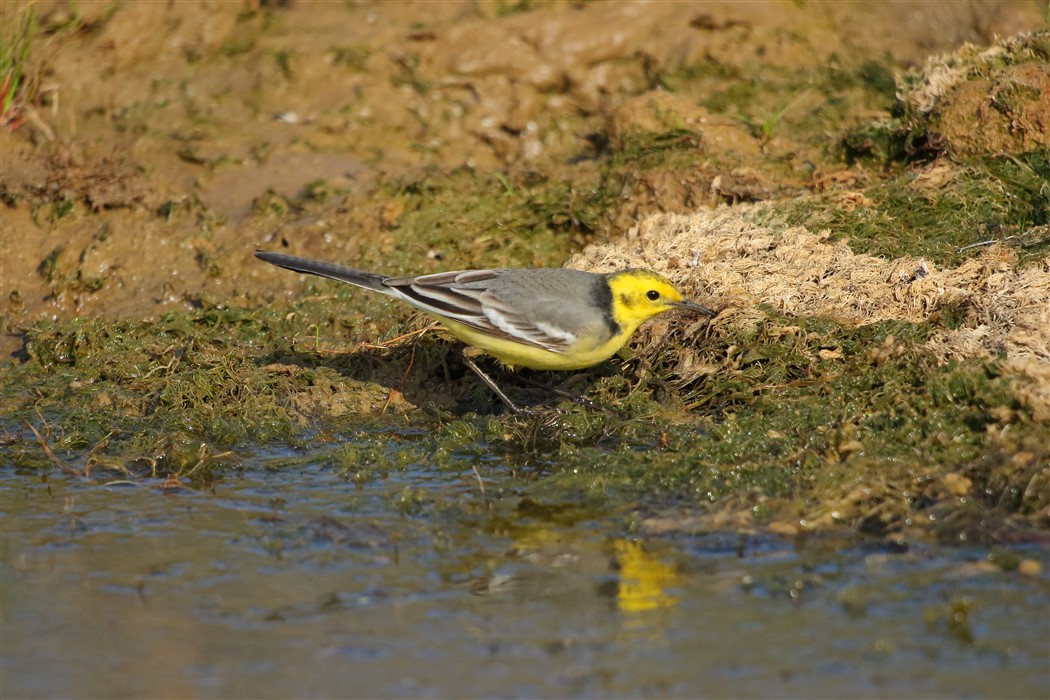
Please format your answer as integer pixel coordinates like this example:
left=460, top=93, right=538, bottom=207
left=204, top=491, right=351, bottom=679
left=461, top=352, right=522, bottom=414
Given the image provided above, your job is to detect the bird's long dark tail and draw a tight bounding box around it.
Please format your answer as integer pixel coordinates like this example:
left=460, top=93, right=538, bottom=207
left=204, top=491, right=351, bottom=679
left=255, top=251, right=389, bottom=292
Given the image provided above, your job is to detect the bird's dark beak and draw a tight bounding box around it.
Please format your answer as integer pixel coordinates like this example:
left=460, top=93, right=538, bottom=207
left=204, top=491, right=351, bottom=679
left=675, top=299, right=717, bottom=317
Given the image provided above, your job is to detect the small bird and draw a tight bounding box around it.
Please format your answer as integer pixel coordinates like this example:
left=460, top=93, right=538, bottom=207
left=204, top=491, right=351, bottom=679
left=256, top=250, right=715, bottom=411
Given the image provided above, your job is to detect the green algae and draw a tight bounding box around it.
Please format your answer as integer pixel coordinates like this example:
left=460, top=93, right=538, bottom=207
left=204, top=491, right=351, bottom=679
left=4, top=293, right=1045, bottom=542
left=661, top=51, right=902, bottom=163
left=769, top=151, right=1050, bottom=266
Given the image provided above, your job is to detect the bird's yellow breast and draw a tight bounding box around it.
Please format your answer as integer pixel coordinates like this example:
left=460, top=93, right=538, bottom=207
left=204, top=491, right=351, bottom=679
left=438, top=317, right=626, bottom=370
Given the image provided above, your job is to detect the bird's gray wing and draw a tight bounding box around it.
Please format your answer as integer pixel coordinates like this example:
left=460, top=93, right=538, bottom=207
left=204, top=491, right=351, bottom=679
left=383, top=270, right=583, bottom=352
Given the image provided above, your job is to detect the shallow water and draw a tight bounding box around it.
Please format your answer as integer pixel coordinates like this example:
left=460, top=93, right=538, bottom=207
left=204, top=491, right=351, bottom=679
left=2, top=451, right=1048, bottom=699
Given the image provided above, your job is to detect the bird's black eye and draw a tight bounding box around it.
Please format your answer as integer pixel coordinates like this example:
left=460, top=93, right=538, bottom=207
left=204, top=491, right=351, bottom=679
left=646, top=290, right=660, bottom=301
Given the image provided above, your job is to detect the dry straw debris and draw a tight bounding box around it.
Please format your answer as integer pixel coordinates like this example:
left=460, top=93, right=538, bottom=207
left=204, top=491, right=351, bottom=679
left=568, top=205, right=1050, bottom=419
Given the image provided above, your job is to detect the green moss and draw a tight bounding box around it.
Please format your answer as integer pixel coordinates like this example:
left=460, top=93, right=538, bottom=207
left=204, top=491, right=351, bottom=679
left=2, top=296, right=1044, bottom=541
left=336, top=167, right=599, bottom=276
left=441, top=313, right=1047, bottom=542
left=855, top=60, right=897, bottom=101
left=662, top=54, right=906, bottom=161
left=2, top=309, right=306, bottom=480
left=773, top=151, right=1050, bottom=266
left=329, top=45, right=373, bottom=72
left=495, top=0, right=537, bottom=17
left=842, top=117, right=913, bottom=164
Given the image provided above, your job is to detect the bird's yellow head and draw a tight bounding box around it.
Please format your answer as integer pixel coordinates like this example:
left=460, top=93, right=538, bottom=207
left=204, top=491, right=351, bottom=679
left=606, top=269, right=714, bottom=333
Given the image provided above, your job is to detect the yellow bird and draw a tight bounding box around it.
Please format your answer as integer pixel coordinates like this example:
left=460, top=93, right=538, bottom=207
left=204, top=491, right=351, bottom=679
left=256, top=251, right=714, bottom=411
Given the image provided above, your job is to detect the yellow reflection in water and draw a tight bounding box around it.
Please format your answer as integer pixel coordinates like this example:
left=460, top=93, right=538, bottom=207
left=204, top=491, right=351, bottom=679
left=614, top=539, right=680, bottom=614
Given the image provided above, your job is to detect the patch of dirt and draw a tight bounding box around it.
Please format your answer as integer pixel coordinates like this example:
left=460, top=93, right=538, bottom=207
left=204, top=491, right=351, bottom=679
left=1, top=142, right=147, bottom=208
left=931, top=60, right=1050, bottom=157
left=897, top=31, right=1050, bottom=157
